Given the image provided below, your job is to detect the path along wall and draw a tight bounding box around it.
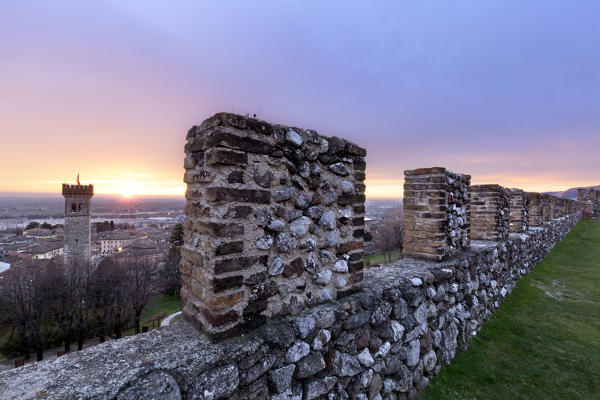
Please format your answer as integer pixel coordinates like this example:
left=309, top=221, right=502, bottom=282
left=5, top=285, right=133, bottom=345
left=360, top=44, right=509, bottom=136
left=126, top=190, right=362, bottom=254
left=0, top=214, right=581, bottom=399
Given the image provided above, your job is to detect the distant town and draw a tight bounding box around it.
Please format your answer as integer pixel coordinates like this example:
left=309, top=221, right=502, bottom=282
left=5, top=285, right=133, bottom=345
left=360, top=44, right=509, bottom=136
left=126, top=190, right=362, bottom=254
left=0, top=192, right=403, bottom=273
left=0, top=193, right=186, bottom=272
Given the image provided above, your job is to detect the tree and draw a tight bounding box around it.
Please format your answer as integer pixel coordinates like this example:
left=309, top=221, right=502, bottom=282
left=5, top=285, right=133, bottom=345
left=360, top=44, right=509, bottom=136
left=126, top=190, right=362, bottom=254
left=123, top=260, right=152, bottom=334
left=40, top=222, right=53, bottom=230
left=0, top=265, right=36, bottom=359
left=160, top=223, right=183, bottom=295
left=52, top=262, right=92, bottom=353
left=0, top=261, right=61, bottom=362
left=29, top=262, right=63, bottom=361
left=169, top=223, right=184, bottom=246
left=90, top=259, right=130, bottom=340
left=374, top=207, right=403, bottom=263
left=25, top=221, right=40, bottom=230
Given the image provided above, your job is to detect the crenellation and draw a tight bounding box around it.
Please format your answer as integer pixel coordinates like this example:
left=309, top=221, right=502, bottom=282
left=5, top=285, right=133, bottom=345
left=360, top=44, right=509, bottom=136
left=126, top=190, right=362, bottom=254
left=577, top=188, right=599, bottom=217
left=402, top=167, right=471, bottom=261
left=509, top=188, right=528, bottom=233
left=470, top=184, right=510, bottom=241
left=541, top=193, right=552, bottom=221
left=526, top=192, right=543, bottom=226
left=181, top=113, right=366, bottom=338
left=550, top=196, right=561, bottom=218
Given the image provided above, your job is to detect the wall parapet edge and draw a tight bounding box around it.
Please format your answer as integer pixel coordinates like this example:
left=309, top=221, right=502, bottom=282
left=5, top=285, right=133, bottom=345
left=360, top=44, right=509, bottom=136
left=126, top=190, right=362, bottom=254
left=0, top=212, right=581, bottom=400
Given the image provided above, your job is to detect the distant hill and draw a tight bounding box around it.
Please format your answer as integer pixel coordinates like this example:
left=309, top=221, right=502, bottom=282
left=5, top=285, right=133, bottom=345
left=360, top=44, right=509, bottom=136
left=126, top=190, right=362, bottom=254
left=544, top=185, right=600, bottom=200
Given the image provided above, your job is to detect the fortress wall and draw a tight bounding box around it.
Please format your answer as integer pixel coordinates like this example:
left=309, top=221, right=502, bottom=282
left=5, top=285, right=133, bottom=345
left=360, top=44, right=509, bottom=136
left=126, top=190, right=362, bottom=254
left=180, top=113, right=366, bottom=338
left=0, top=213, right=581, bottom=400
left=402, top=168, right=471, bottom=261
left=508, top=189, right=528, bottom=233
left=0, top=116, right=587, bottom=399
left=469, top=184, right=510, bottom=241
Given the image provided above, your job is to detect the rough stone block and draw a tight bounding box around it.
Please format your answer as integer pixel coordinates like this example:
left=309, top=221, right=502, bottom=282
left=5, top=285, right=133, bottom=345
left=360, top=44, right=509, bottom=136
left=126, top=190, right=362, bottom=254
left=470, top=184, right=510, bottom=241
left=402, top=167, right=470, bottom=261
left=181, top=113, right=366, bottom=338
left=526, top=192, right=543, bottom=227
left=508, top=188, right=528, bottom=233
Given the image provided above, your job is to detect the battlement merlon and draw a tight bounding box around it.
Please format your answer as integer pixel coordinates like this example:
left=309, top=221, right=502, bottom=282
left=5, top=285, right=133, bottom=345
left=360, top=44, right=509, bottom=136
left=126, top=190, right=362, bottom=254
left=62, top=184, right=94, bottom=197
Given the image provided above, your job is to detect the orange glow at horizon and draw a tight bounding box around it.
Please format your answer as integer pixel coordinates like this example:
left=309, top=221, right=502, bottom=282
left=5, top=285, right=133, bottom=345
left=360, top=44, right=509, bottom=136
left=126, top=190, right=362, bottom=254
left=1, top=172, right=598, bottom=199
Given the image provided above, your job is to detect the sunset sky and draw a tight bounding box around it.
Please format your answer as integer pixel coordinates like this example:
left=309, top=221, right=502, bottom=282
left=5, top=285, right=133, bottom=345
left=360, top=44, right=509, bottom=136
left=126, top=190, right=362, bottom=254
left=1, top=1, right=599, bottom=199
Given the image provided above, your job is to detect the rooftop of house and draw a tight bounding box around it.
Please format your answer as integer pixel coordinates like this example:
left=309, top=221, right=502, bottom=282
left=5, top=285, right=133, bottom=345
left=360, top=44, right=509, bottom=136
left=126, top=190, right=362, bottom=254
left=27, top=241, right=63, bottom=255
left=94, top=230, right=149, bottom=242
left=23, top=228, right=54, bottom=237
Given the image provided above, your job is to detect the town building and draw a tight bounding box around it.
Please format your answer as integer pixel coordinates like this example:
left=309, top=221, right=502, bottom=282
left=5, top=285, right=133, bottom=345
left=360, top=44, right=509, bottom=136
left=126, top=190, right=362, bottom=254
left=29, top=241, right=64, bottom=259
left=96, top=230, right=148, bottom=255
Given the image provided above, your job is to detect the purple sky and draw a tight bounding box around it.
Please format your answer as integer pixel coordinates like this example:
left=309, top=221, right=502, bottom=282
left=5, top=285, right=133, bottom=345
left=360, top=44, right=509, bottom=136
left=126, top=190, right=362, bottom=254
left=1, top=1, right=599, bottom=197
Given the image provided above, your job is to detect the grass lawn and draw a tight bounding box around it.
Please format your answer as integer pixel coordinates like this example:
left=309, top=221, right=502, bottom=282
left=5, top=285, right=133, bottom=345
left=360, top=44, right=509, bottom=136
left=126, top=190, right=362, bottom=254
left=139, top=294, right=182, bottom=329
left=122, top=294, right=182, bottom=335
left=420, top=218, right=600, bottom=400
left=364, top=250, right=402, bottom=267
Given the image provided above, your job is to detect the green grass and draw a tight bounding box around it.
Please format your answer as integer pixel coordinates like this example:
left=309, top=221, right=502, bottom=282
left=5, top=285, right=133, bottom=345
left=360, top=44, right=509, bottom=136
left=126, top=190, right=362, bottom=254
left=420, top=219, right=600, bottom=400
left=140, top=295, right=182, bottom=323
left=123, top=294, right=182, bottom=335
left=364, top=250, right=402, bottom=267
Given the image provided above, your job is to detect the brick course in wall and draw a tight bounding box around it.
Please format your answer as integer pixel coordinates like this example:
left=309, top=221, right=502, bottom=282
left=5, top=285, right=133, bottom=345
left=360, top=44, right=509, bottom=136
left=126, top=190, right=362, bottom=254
left=402, top=167, right=471, bottom=261
left=509, top=188, right=528, bottom=233
left=470, top=184, right=510, bottom=241
left=180, top=113, right=367, bottom=338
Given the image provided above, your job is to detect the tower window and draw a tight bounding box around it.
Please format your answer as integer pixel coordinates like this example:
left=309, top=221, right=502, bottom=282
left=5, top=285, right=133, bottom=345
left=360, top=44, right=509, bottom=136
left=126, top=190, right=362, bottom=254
left=71, top=203, right=77, bottom=212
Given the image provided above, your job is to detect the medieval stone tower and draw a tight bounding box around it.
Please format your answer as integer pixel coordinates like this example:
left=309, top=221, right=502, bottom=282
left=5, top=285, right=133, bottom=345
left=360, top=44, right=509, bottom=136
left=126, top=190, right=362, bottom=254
left=62, top=183, right=94, bottom=264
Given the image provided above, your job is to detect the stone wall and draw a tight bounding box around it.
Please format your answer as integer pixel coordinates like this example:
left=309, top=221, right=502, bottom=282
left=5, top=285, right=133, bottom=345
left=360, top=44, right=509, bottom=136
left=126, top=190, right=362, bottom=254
left=402, top=168, right=471, bottom=261
left=526, top=192, right=543, bottom=227
left=508, top=189, right=527, bottom=233
left=0, top=213, right=581, bottom=400
left=469, top=185, right=510, bottom=241
left=181, top=113, right=366, bottom=338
